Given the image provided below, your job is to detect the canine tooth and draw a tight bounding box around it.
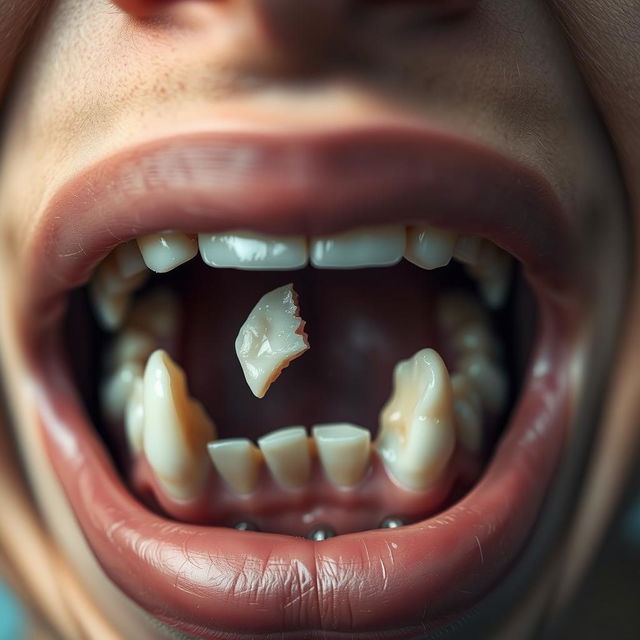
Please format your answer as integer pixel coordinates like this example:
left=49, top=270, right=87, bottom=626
left=312, top=423, right=371, bottom=488
left=125, top=377, right=144, bottom=454
left=405, top=226, right=457, bottom=270
left=142, top=350, right=216, bottom=500
left=258, top=426, right=310, bottom=489
left=451, top=373, right=483, bottom=452
left=458, top=354, right=508, bottom=414
left=310, top=225, right=405, bottom=268
left=236, top=283, right=309, bottom=398
left=114, top=240, right=148, bottom=279
left=137, top=232, right=198, bottom=273
left=453, top=235, right=482, bottom=265
left=207, top=439, right=262, bottom=495
left=101, top=361, right=144, bottom=420
left=376, top=349, right=456, bottom=492
left=198, top=231, right=308, bottom=270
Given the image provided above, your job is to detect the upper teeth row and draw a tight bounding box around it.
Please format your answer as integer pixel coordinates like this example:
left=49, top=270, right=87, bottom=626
left=89, top=226, right=512, bottom=331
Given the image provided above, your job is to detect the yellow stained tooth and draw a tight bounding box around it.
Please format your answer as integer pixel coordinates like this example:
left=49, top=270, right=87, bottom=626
left=142, top=350, right=216, bottom=500
left=376, top=349, right=456, bottom=492
left=207, top=439, right=262, bottom=495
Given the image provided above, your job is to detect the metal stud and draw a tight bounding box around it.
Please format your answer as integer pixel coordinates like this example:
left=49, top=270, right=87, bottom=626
left=308, top=527, right=336, bottom=541
left=234, top=521, right=259, bottom=532
left=380, top=517, right=405, bottom=529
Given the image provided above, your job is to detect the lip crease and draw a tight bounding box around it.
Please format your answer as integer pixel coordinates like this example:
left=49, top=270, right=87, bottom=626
left=23, top=125, right=582, bottom=638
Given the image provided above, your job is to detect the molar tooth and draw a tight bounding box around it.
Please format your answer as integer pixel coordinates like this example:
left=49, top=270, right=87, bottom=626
left=106, top=329, right=155, bottom=371
left=258, top=426, right=310, bottom=490
left=236, top=283, right=309, bottom=398
left=310, top=225, right=405, bottom=268
left=467, top=242, right=513, bottom=309
left=405, top=226, right=457, bottom=270
left=207, top=439, right=262, bottom=495
left=142, top=349, right=216, bottom=500
left=437, top=292, right=488, bottom=335
left=451, top=322, right=498, bottom=360
left=458, top=354, right=508, bottom=415
left=125, top=377, right=144, bottom=454
left=312, top=423, right=371, bottom=489
left=451, top=373, right=483, bottom=453
left=198, top=231, right=308, bottom=270
left=453, top=235, right=482, bottom=265
left=376, top=349, right=456, bottom=492
left=101, top=360, right=144, bottom=421
left=89, top=283, right=128, bottom=331
left=137, top=232, right=198, bottom=273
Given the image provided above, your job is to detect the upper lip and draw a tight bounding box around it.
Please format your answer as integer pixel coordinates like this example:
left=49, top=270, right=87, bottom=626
left=24, top=123, right=581, bottom=638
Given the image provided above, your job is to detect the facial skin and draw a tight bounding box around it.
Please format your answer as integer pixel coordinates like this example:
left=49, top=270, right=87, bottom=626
left=0, top=1, right=637, bottom=638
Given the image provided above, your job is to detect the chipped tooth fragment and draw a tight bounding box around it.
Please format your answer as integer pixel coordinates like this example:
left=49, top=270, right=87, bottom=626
left=458, top=353, right=508, bottom=415
left=451, top=373, right=484, bottom=453
left=235, top=283, right=309, bottom=398
left=310, top=225, right=405, bottom=268
left=207, top=439, right=262, bottom=495
left=312, top=423, right=371, bottom=489
left=125, top=377, right=145, bottom=455
left=198, top=231, right=308, bottom=270
left=142, top=350, right=216, bottom=501
left=258, top=426, right=311, bottom=489
left=137, top=232, right=198, bottom=273
left=453, top=235, right=482, bottom=265
left=405, top=226, right=457, bottom=270
left=376, top=349, right=456, bottom=492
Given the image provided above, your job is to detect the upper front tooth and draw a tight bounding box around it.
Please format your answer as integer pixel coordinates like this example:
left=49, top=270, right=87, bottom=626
left=207, top=438, right=262, bottom=495
left=376, top=348, right=456, bottom=492
left=405, top=226, right=457, bottom=270
left=258, top=426, right=311, bottom=489
left=235, top=283, right=309, bottom=398
left=137, top=232, right=198, bottom=273
left=142, top=349, right=216, bottom=500
left=310, top=225, right=405, bottom=268
left=198, top=231, right=308, bottom=270
left=312, top=423, right=371, bottom=489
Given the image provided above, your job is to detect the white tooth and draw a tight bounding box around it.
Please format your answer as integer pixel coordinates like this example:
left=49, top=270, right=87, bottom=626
left=101, top=361, right=144, bottom=421
left=125, top=377, right=145, bottom=454
left=137, top=232, right=198, bottom=273
left=114, top=240, right=148, bottom=279
left=458, top=354, right=507, bottom=415
left=142, top=349, right=216, bottom=500
left=451, top=373, right=483, bottom=453
left=89, top=281, right=128, bottom=332
left=106, top=329, right=156, bottom=371
left=467, top=242, right=512, bottom=309
left=310, top=225, right=405, bottom=268
left=405, top=226, right=457, bottom=270
left=207, top=439, right=262, bottom=495
left=437, top=292, right=488, bottom=335
left=312, top=423, right=371, bottom=489
left=235, top=283, right=309, bottom=398
left=258, top=426, right=310, bottom=489
left=376, top=348, right=456, bottom=492
left=198, top=231, right=308, bottom=270
left=450, top=322, right=498, bottom=360
left=453, top=235, right=482, bottom=265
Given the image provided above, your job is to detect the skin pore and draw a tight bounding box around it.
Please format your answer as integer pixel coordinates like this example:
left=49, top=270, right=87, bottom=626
left=0, top=1, right=638, bottom=638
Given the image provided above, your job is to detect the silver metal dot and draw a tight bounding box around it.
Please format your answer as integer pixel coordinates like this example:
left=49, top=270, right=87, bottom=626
left=234, top=521, right=259, bottom=532
left=308, top=527, right=336, bottom=541
left=380, top=517, right=405, bottom=529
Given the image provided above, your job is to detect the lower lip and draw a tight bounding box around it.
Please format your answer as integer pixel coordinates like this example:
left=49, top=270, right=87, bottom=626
left=32, top=303, right=572, bottom=638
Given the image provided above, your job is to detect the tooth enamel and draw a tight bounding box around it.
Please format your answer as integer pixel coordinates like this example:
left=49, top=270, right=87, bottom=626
left=101, top=361, right=144, bottom=420
left=125, top=377, right=144, bottom=454
left=458, top=354, right=508, bottom=415
left=376, top=349, right=456, bottom=492
left=453, top=235, right=482, bottom=265
left=89, top=283, right=128, bottom=331
left=405, top=226, right=457, bottom=270
left=137, top=232, right=198, bottom=273
left=114, top=240, right=148, bottom=279
left=451, top=373, right=483, bottom=452
left=198, top=231, right=308, bottom=270
left=207, top=439, right=262, bottom=495
left=310, top=225, right=405, bottom=268
left=106, top=329, right=156, bottom=371
left=467, top=242, right=513, bottom=309
left=142, top=349, right=216, bottom=500
left=235, top=283, right=309, bottom=398
left=437, top=292, right=488, bottom=335
left=312, top=423, right=371, bottom=489
left=258, top=426, right=311, bottom=489
left=450, top=322, right=498, bottom=360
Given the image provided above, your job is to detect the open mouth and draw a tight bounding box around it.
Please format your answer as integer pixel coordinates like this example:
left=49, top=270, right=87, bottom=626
left=21, top=126, right=581, bottom=638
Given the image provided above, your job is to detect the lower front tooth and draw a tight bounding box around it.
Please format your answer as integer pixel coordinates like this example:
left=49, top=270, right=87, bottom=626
left=376, top=349, right=456, bottom=492
left=142, top=350, right=216, bottom=500
left=258, top=426, right=310, bottom=490
left=207, top=439, right=262, bottom=495
left=137, top=232, right=198, bottom=273
left=312, top=423, right=371, bottom=489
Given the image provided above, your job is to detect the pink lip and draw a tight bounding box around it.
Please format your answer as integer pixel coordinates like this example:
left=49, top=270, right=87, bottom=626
left=24, top=126, right=582, bottom=637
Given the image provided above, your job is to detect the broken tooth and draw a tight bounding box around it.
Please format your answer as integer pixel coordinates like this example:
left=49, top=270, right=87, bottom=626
left=310, top=225, right=405, bottom=268
left=207, top=439, right=262, bottom=495
left=198, top=231, right=308, bottom=270
left=376, top=349, right=456, bottom=492
left=125, top=377, right=144, bottom=455
left=451, top=373, right=483, bottom=453
left=137, top=232, right=198, bottom=273
left=258, top=426, right=310, bottom=490
left=458, top=353, right=508, bottom=415
left=142, top=349, right=216, bottom=500
left=235, top=283, right=309, bottom=398
left=312, top=423, right=371, bottom=489
left=405, top=226, right=457, bottom=270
